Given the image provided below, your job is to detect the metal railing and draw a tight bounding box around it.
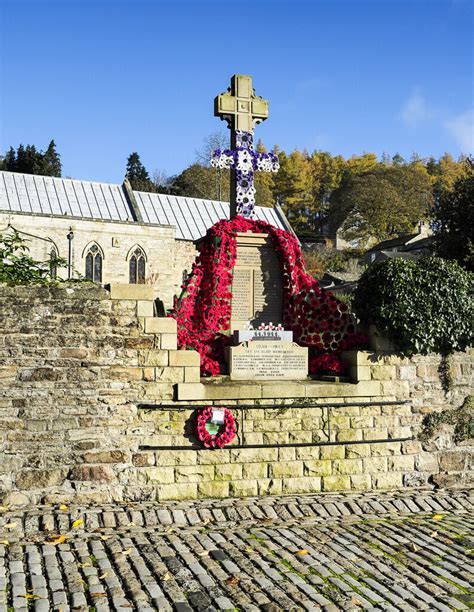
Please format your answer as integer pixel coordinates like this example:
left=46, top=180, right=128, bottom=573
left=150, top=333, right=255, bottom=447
left=138, top=399, right=413, bottom=451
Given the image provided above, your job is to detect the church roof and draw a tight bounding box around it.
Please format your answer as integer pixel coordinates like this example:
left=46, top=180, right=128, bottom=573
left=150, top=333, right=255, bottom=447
left=0, top=171, right=288, bottom=241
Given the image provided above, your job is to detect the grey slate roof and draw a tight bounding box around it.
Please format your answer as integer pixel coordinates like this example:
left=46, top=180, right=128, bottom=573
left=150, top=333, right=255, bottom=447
left=0, top=171, right=287, bottom=241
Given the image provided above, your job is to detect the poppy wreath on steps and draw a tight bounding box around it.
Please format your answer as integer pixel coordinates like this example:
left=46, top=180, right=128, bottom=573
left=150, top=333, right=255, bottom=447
left=196, top=406, right=236, bottom=449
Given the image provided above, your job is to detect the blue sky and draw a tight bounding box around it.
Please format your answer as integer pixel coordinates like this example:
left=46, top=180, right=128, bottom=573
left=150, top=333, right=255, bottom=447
left=1, top=0, right=472, bottom=183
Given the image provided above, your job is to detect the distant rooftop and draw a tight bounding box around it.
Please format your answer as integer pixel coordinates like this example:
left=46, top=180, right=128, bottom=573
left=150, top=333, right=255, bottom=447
left=0, top=171, right=288, bottom=241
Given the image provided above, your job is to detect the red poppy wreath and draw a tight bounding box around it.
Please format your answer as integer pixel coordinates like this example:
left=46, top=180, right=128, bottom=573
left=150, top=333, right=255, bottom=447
left=196, top=406, right=236, bottom=448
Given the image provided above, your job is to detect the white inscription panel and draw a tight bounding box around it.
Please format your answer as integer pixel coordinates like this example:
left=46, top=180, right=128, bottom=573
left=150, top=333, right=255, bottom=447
left=227, top=342, right=308, bottom=381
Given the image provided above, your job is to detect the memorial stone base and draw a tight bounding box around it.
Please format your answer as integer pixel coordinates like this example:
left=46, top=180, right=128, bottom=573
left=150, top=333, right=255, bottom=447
left=226, top=341, right=308, bottom=381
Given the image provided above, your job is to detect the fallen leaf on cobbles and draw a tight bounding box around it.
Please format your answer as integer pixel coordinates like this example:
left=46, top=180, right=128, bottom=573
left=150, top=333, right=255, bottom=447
left=197, top=550, right=209, bottom=557
left=121, top=548, right=132, bottom=556
left=77, top=562, right=92, bottom=568
left=59, top=504, right=68, bottom=511
left=98, top=571, right=109, bottom=579
left=100, top=535, right=111, bottom=541
left=259, top=518, right=274, bottom=524
left=0, top=506, right=7, bottom=512
left=245, top=547, right=257, bottom=554
left=90, top=592, right=107, bottom=598
left=432, top=514, right=444, bottom=521
left=351, top=596, right=364, bottom=606
left=72, top=519, right=84, bottom=528
left=0, top=540, right=9, bottom=546
left=162, top=572, right=171, bottom=581
left=444, top=539, right=453, bottom=545
left=20, top=593, right=40, bottom=600
left=225, top=576, right=240, bottom=586
left=127, top=522, right=136, bottom=527
left=4, top=522, right=17, bottom=529
left=409, top=543, right=418, bottom=552
left=46, top=534, right=66, bottom=545
left=430, top=531, right=438, bottom=538
left=296, top=549, right=309, bottom=555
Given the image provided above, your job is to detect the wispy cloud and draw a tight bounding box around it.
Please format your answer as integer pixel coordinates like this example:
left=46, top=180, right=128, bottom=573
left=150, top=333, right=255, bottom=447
left=444, top=109, right=474, bottom=153
left=400, top=88, right=434, bottom=126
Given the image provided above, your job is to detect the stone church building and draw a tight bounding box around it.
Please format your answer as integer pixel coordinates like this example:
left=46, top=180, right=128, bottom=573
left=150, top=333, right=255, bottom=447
left=0, top=170, right=290, bottom=308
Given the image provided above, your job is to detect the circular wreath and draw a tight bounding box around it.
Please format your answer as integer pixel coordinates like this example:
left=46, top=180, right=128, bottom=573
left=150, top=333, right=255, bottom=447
left=196, top=406, right=236, bottom=448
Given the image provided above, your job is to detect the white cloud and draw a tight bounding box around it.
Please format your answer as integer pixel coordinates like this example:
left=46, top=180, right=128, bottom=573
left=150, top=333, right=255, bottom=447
left=400, top=88, right=434, bottom=126
left=444, top=109, right=474, bottom=153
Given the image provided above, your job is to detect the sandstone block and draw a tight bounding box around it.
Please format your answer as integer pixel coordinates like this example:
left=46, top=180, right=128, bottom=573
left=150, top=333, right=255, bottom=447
left=184, top=367, right=200, bottom=383
left=155, top=367, right=184, bottom=383
left=132, top=453, right=155, bottom=467
left=69, top=465, right=115, bottom=482
left=303, top=459, right=332, bottom=477
left=229, top=480, right=258, bottom=497
left=196, top=450, right=231, bottom=465
left=336, top=430, right=363, bottom=442
left=60, top=348, right=88, bottom=359
left=269, top=461, right=303, bottom=478
left=345, top=444, right=371, bottom=458
left=350, top=474, right=371, bottom=490
left=175, top=465, right=214, bottom=483
left=164, top=376, right=202, bottom=400
left=243, top=432, right=264, bottom=445
left=155, top=450, right=196, bottom=466
left=372, top=472, right=403, bottom=489
left=399, top=365, right=417, bottom=380
left=157, top=482, right=198, bottom=501
left=243, top=463, right=268, bottom=479
left=387, top=455, right=415, bottom=471
left=370, top=442, right=401, bottom=456
left=332, top=459, right=363, bottom=475
left=283, top=476, right=321, bottom=494
left=16, top=468, right=67, bottom=490
left=169, top=350, right=200, bottom=367
left=258, top=478, right=283, bottom=496
left=108, top=366, right=143, bottom=381
left=363, top=456, right=388, bottom=473
left=143, top=466, right=175, bottom=484
left=322, top=475, right=351, bottom=491
left=138, top=349, right=169, bottom=366
left=342, top=351, right=378, bottom=367
left=320, top=445, right=345, bottom=459
left=215, top=463, right=243, bottom=481
left=230, top=448, right=278, bottom=463
left=160, top=334, right=178, bottom=350
left=380, top=381, right=410, bottom=397
left=0, top=366, right=18, bottom=381
left=349, top=365, right=371, bottom=381
left=144, top=317, right=177, bottom=334
left=198, top=481, right=229, bottom=498
left=279, top=447, right=297, bottom=461
left=370, top=365, right=397, bottom=380
left=2, top=491, right=31, bottom=507
left=143, top=367, right=155, bottom=381
left=137, top=300, right=154, bottom=317
left=83, top=450, right=127, bottom=464
left=439, top=451, right=467, bottom=472
left=109, top=284, right=154, bottom=300
left=402, top=440, right=422, bottom=454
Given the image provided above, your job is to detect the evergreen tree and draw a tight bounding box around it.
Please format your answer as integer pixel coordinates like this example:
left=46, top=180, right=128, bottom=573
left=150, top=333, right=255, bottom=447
left=125, top=152, right=159, bottom=192
left=41, top=139, right=62, bottom=177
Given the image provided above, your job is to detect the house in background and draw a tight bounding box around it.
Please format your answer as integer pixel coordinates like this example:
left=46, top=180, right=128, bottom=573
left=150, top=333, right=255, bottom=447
left=364, top=222, right=434, bottom=265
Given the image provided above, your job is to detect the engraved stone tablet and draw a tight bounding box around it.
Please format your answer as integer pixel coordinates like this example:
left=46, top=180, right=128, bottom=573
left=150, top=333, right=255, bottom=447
left=230, top=232, right=283, bottom=331
left=227, top=341, right=308, bottom=381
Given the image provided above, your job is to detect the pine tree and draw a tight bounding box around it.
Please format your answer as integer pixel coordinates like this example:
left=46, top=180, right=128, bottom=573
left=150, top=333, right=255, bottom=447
left=41, top=140, right=62, bottom=177
left=125, top=152, right=158, bottom=192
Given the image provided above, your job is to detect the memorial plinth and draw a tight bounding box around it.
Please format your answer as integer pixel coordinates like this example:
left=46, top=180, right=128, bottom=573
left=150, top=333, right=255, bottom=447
left=230, top=232, right=283, bottom=331
left=227, top=341, right=308, bottom=381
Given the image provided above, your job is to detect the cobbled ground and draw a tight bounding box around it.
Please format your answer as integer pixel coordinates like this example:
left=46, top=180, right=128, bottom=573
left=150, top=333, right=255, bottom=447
left=0, top=490, right=472, bottom=611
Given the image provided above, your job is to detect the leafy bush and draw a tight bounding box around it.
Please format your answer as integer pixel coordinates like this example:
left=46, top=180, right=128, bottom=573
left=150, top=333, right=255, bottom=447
left=353, top=256, right=473, bottom=355
left=0, top=229, right=67, bottom=284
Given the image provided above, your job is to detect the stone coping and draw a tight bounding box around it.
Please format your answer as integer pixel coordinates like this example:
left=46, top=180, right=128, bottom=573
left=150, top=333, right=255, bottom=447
left=176, top=378, right=384, bottom=401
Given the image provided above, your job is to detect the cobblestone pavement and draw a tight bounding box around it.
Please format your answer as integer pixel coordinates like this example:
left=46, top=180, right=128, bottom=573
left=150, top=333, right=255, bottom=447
left=0, top=490, right=472, bottom=611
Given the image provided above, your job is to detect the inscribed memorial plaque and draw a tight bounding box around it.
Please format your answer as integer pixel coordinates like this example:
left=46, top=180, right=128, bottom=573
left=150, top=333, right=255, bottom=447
left=230, top=233, right=283, bottom=331
left=227, top=341, right=308, bottom=381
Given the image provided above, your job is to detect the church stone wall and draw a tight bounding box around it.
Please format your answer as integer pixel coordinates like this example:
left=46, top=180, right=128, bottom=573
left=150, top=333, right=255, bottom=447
left=0, top=284, right=472, bottom=505
left=0, top=213, right=198, bottom=309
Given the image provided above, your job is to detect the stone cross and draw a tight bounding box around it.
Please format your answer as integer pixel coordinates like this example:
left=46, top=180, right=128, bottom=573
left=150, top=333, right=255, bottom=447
left=212, top=74, right=279, bottom=218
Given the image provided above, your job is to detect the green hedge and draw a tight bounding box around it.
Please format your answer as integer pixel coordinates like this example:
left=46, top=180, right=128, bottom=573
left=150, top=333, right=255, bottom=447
left=353, top=256, right=473, bottom=355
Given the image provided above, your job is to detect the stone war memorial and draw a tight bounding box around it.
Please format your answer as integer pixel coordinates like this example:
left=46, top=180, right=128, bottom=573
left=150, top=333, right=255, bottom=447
left=0, top=74, right=472, bottom=507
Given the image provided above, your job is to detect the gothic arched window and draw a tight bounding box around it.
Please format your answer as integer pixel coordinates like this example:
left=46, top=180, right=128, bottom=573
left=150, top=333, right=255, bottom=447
left=85, top=244, right=103, bottom=282
left=129, top=247, right=146, bottom=284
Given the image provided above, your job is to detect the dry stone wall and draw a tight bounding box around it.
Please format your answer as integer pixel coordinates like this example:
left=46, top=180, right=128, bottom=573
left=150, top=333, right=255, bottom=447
left=0, top=284, right=472, bottom=505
